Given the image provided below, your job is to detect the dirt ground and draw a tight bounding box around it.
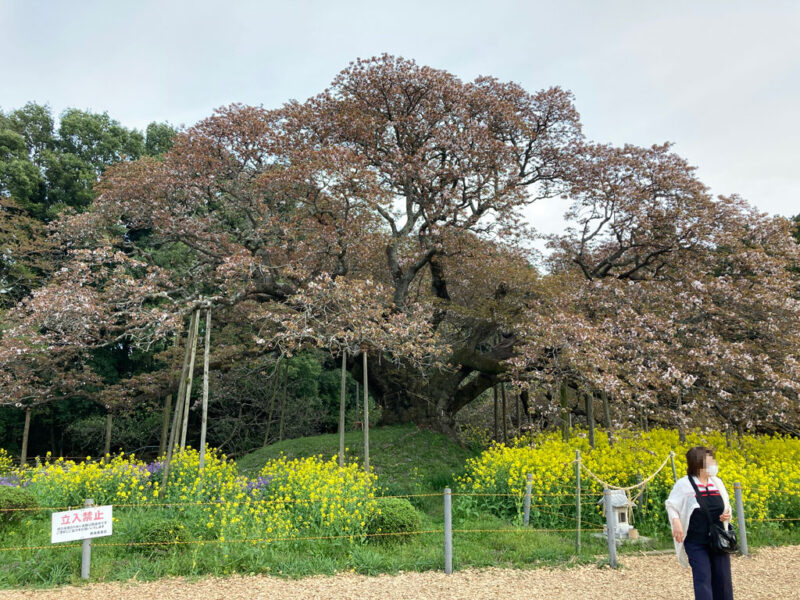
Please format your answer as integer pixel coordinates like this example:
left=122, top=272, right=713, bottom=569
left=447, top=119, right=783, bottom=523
left=1, top=545, right=798, bottom=600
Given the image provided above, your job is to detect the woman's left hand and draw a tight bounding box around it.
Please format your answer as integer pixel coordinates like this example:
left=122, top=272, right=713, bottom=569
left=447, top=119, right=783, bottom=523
left=720, top=508, right=732, bottom=522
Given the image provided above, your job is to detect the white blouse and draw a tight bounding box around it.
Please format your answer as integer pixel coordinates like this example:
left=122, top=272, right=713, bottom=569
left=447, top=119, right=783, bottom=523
left=664, top=475, right=732, bottom=567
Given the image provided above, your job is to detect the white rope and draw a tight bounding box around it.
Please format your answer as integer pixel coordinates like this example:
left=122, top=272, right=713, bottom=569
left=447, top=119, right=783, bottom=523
left=578, top=451, right=674, bottom=525
left=579, top=451, right=675, bottom=492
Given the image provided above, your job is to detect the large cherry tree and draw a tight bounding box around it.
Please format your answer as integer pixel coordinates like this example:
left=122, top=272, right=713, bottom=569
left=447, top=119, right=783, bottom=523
left=53, top=55, right=581, bottom=432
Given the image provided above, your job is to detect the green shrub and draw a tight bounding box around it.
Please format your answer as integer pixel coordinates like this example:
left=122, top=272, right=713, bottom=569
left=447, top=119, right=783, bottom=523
left=367, top=497, right=421, bottom=543
left=0, top=485, right=37, bottom=526
left=134, top=519, right=190, bottom=554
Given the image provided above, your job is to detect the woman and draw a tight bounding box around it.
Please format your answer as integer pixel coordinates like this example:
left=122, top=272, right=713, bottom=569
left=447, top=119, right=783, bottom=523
left=665, top=446, right=734, bottom=600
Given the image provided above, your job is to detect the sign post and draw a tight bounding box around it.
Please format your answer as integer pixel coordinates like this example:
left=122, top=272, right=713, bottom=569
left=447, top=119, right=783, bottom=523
left=81, top=499, right=93, bottom=580
left=51, top=499, right=113, bottom=579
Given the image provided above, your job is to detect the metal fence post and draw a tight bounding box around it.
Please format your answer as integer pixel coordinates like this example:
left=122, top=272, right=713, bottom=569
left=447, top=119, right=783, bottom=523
left=523, top=473, right=533, bottom=526
left=734, top=482, right=748, bottom=556
left=81, top=498, right=94, bottom=580
left=444, top=487, right=453, bottom=574
left=575, top=449, right=581, bottom=554
left=604, top=488, right=617, bottom=568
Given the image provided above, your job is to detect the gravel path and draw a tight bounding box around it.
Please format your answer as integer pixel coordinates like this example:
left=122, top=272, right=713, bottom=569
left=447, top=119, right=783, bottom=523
left=1, top=546, right=798, bottom=599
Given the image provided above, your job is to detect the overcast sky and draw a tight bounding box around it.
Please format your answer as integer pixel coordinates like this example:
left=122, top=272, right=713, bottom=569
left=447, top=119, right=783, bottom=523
left=2, top=0, right=798, bottom=237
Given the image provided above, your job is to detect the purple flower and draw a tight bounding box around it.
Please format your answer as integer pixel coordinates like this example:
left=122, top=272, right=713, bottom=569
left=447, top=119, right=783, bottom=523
left=0, top=475, right=20, bottom=487
left=144, top=461, right=164, bottom=476
left=246, top=476, right=273, bottom=493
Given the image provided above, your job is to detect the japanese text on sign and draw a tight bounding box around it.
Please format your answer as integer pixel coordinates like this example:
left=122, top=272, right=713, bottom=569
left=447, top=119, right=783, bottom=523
left=51, top=505, right=113, bottom=544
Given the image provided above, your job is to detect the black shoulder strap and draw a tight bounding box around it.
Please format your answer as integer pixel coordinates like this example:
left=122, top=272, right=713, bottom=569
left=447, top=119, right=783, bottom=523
left=688, top=476, right=714, bottom=526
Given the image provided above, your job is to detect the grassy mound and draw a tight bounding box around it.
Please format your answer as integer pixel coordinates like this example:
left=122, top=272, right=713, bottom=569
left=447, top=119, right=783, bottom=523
left=237, top=424, right=476, bottom=497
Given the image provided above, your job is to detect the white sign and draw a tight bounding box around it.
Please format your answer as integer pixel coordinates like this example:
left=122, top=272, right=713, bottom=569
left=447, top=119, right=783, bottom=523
left=51, top=505, right=113, bottom=544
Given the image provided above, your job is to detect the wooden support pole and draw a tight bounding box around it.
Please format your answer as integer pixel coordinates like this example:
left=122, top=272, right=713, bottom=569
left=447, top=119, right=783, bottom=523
left=171, top=311, right=197, bottom=453
left=501, top=382, right=508, bottom=444
left=444, top=487, right=453, bottom=574
left=199, top=308, right=211, bottom=471
left=180, top=309, right=201, bottom=450
left=363, top=350, right=369, bottom=473
left=163, top=313, right=197, bottom=487
left=20, top=406, right=32, bottom=467
left=602, top=390, right=615, bottom=447
left=576, top=449, right=582, bottom=554
left=355, top=381, right=360, bottom=426
left=103, top=412, right=112, bottom=462
left=493, top=384, right=499, bottom=441
left=635, top=473, right=644, bottom=515
left=278, top=360, right=287, bottom=441
left=339, top=349, right=347, bottom=467
left=559, top=380, right=569, bottom=442
left=670, top=452, right=678, bottom=484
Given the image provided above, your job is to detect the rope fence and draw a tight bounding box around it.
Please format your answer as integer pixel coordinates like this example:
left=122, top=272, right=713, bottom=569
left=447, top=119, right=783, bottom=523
left=578, top=452, right=675, bottom=492
left=0, top=525, right=612, bottom=554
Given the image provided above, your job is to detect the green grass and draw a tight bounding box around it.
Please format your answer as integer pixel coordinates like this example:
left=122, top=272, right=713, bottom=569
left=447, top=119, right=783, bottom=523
left=238, top=424, right=475, bottom=496
left=0, top=511, right=615, bottom=587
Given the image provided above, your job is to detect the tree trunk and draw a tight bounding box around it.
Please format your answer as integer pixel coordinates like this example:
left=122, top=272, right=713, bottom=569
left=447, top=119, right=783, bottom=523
left=50, top=415, right=56, bottom=457
left=363, top=350, right=370, bottom=473
left=515, top=388, right=521, bottom=431
left=338, top=350, right=347, bottom=467
left=199, top=308, right=211, bottom=471
left=501, top=382, right=508, bottom=443
left=677, top=391, right=687, bottom=444
left=103, top=412, right=112, bottom=461
left=20, top=406, right=31, bottom=467
left=559, top=380, right=569, bottom=442
left=278, top=360, right=287, bottom=441
left=355, top=381, right=360, bottom=425
left=159, top=395, right=172, bottom=457
left=587, top=393, right=595, bottom=449
left=359, top=333, right=506, bottom=437
left=519, top=386, right=532, bottom=427
left=263, top=360, right=282, bottom=446
left=602, top=390, right=615, bottom=447
left=180, top=309, right=201, bottom=450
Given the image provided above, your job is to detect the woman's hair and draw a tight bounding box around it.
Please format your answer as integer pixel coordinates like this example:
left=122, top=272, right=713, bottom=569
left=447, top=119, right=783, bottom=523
left=686, top=446, right=715, bottom=477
